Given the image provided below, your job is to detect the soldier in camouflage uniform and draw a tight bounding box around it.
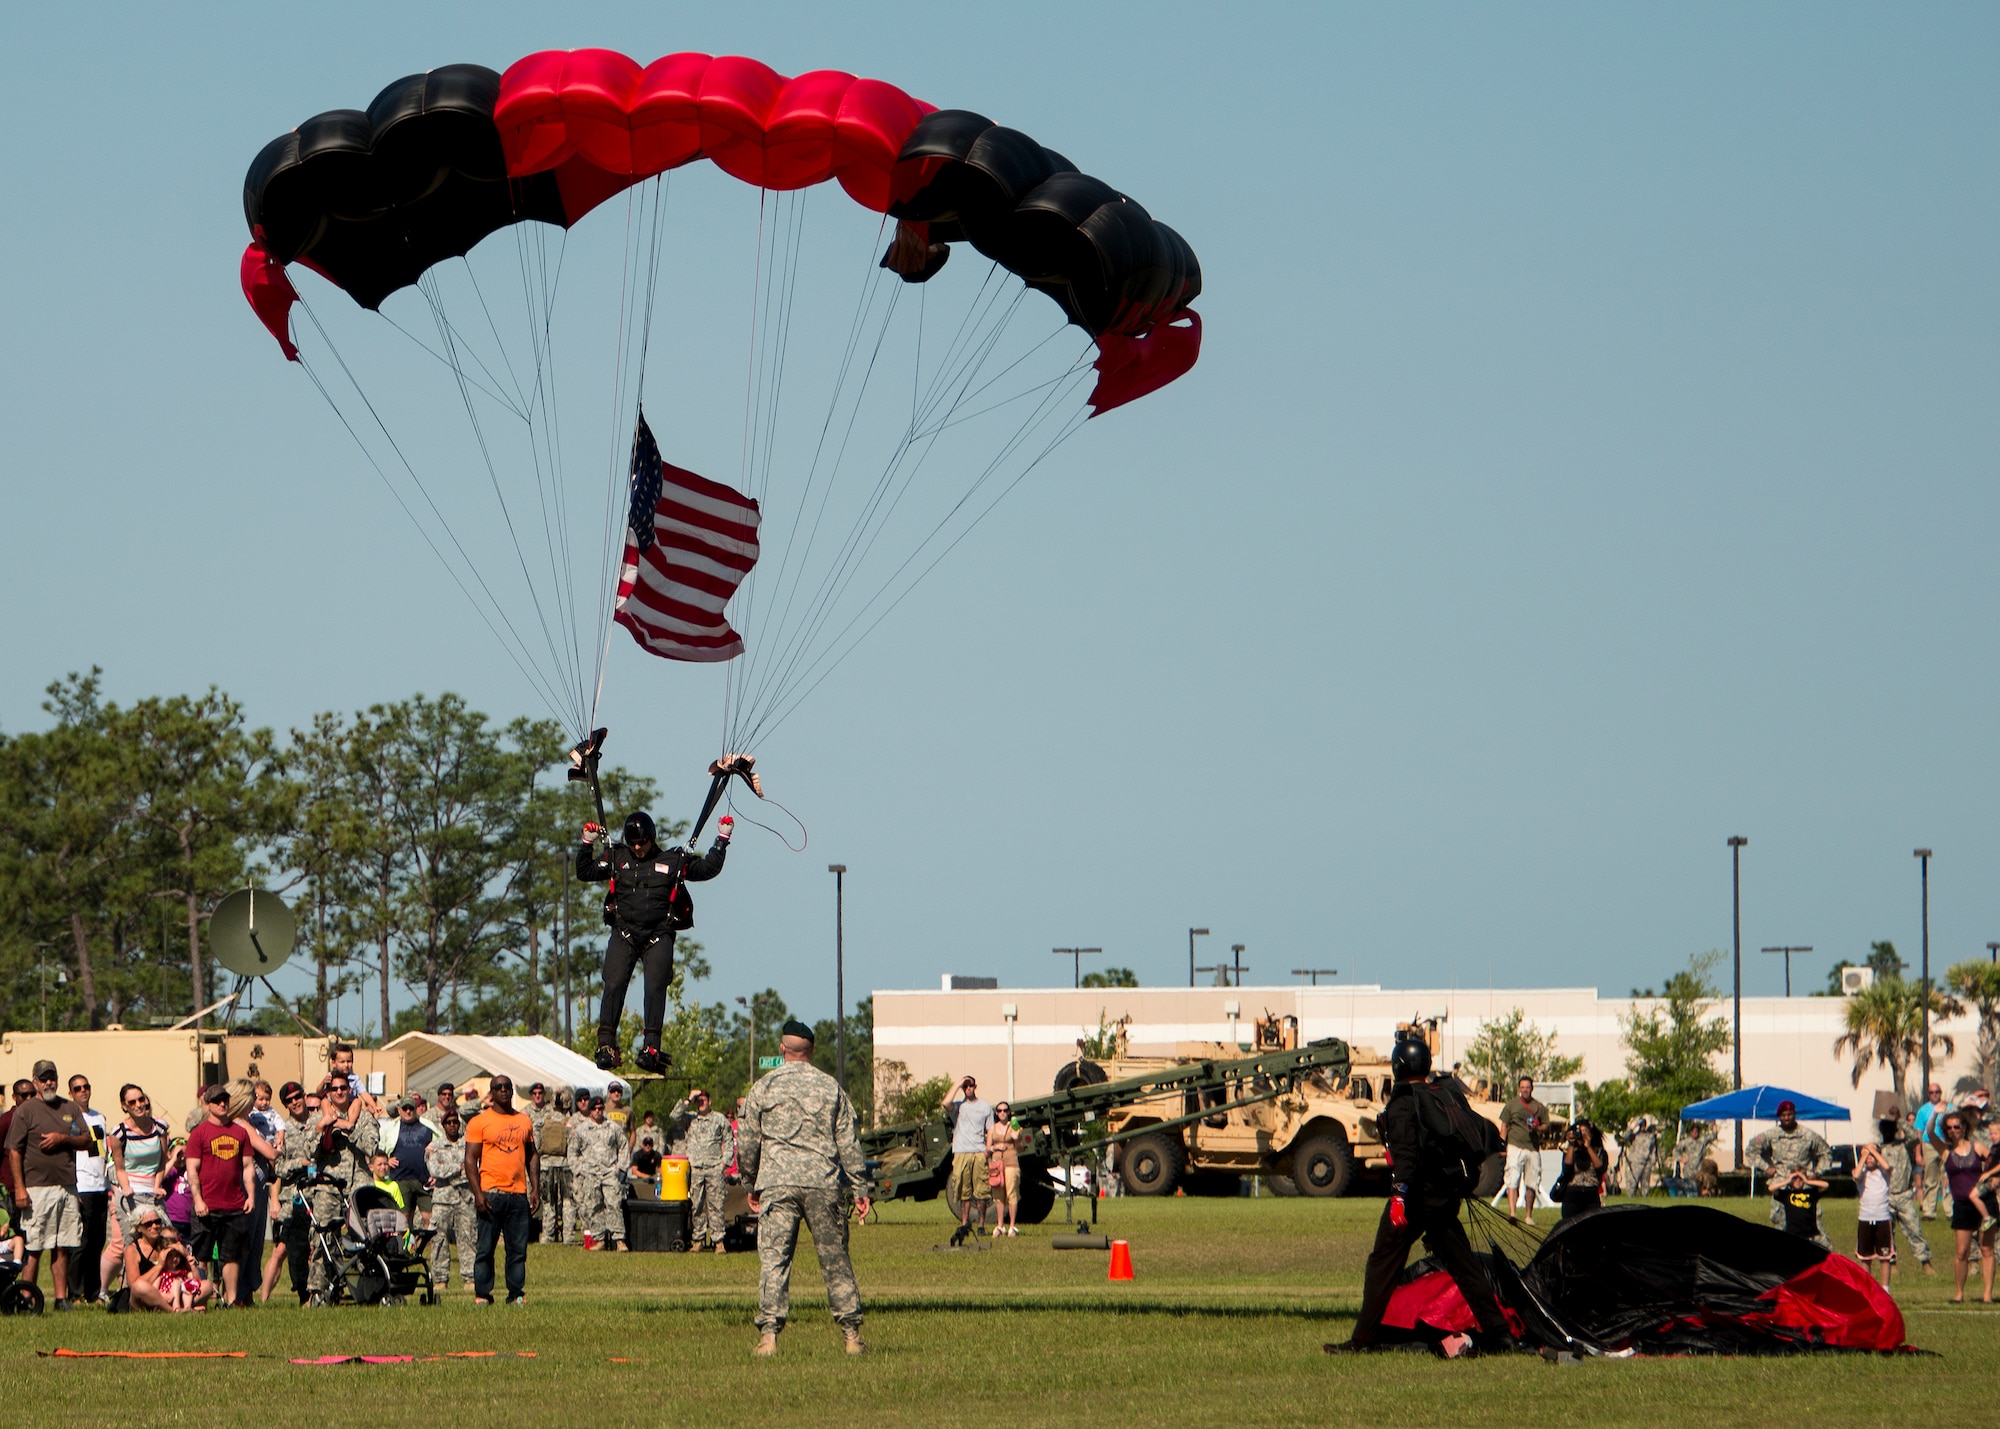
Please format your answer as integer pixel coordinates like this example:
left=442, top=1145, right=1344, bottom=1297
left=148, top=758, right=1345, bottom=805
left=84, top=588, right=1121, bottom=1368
left=1877, top=1117, right=1933, bottom=1272
left=1672, top=1126, right=1716, bottom=1183
left=301, top=1078, right=378, bottom=1302
left=425, top=1107, right=477, bottom=1290
left=262, top=1082, right=315, bottom=1303
left=1621, top=1119, right=1659, bottom=1196
left=568, top=1094, right=629, bottom=1250
left=528, top=1088, right=572, bottom=1244
left=738, top=1020, right=871, bottom=1357
left=670, top=1088, right=734, bottom=1252
left=1746, top=1100, right=1832, bottom=1241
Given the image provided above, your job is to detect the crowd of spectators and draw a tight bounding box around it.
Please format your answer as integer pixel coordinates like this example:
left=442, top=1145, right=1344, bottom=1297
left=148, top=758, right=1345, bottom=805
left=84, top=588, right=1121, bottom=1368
left=1, top=1048, right=751, bottom=1313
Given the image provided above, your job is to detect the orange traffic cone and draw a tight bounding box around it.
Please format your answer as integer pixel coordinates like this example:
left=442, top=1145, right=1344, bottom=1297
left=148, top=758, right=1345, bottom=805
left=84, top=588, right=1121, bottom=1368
left=1108, top=1239, right=1134, bottom=1281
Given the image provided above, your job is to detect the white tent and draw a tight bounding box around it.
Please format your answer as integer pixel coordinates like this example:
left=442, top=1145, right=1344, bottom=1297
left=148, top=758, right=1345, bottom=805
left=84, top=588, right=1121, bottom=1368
left=383, top=1032, right=630, bottom=1102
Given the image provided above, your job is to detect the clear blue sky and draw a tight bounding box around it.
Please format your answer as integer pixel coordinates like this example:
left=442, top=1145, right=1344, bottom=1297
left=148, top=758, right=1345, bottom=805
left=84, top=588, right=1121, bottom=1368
left=2, top=4, right=1995, bottom=1028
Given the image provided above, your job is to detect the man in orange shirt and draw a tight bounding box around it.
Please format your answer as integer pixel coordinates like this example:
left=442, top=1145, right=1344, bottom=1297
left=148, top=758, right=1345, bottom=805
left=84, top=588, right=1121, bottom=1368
left=464, top=1076, right=539, bottom=1306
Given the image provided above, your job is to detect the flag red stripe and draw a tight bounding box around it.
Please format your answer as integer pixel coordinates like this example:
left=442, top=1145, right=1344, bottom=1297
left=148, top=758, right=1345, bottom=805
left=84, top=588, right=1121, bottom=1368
left=614, top=450, right=761, bottom=666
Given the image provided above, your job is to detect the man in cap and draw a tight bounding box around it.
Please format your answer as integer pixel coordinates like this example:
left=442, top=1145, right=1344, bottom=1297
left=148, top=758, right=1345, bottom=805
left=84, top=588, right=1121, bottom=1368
left=4, top=1060, right=93, bottom=1309
left=1746, top=1100, right=1832, bottom=1241
left=568, top=1093, right=630, bottom=1251
left=260, top=1081, right=314, bottom=1303
left=300, top=1076, right=380, bottom=1304
left=738, top=1019, right=872, bottom=1356
left=426, top=1103, right=477, bottom=1292
left=1913, top=1080, right=1947, bottom=1219
left=529, top=1086, right=573, bottom=1244
left=670, top=1087, right=735, bottom=1252
left=187, top=1084, right=257, bottom=1306
left=576, top=808, right=733, bottom=1073
left=941, top=1073, right=995, bottom=1247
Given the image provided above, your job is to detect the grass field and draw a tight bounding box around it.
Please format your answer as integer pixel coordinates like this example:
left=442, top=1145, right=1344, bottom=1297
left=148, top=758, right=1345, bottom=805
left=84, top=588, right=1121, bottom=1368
left=4, top=1193, right=1994, bottom=1426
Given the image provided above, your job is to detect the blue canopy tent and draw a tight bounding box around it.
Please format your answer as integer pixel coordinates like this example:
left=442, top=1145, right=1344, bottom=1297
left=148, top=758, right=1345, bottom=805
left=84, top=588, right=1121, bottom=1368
left=1681, top=1086, right=1851, bottom=1123
left=1680, top=1086, right=1851, bottom=1198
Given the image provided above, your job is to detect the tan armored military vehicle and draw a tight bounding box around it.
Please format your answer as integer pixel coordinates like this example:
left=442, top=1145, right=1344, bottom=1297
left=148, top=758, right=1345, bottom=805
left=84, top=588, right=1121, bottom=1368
left=1091, top=1013, right=1509, bottom=1197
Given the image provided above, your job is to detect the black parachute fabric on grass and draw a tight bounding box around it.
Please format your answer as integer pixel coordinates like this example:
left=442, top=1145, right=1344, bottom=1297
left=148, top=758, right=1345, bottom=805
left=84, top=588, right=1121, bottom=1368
left=244, top=65, right=565, bottom=310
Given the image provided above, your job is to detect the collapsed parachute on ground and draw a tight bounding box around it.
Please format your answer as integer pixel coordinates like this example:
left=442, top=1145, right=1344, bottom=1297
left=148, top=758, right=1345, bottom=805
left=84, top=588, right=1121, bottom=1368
left=1383, top=1206, right=1909, bottom=1356
left=242, top=51, right=1201, bottom=417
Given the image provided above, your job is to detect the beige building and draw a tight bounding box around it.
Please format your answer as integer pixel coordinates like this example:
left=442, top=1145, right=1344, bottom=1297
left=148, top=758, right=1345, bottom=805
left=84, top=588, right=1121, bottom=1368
left=873, top=980, right=1991, bottom=1166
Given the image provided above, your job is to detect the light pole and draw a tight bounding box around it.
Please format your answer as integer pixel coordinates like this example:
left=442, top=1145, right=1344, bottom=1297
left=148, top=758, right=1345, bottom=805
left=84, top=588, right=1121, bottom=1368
left=737, top=994, right=758, bottom=1083
left=1988, top=941, right=1999, bottom=965
left=1187, top=928, right=1209, bottom=988
left=1231, top=943, right=1248, bottom=987
left=1053, top=947, right=1102, bottom=988
left=1292, top=968, right=1338, bottom=985
left=1916, top=849, right=1933, bottom=1096
left=828, top=864, right=848, bottom=1088
left=1760, top=946, right=1812, bottom=998
left=1728, top=835, right=1747, bottom=1168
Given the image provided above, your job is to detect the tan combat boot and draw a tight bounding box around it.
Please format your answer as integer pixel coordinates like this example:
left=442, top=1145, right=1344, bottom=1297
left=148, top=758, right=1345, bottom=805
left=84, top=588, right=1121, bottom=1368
left=844, top=1331, right=868, bottom=1355
left=753, top=1332, right=778, bottom=1357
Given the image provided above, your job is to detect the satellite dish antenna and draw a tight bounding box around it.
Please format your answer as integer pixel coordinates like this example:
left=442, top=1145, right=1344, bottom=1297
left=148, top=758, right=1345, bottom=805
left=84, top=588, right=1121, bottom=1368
left=209, top=888, right=296, bottom=979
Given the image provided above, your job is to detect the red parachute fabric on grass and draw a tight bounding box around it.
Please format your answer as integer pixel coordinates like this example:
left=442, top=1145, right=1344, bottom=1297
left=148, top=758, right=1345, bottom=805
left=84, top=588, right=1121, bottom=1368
left=1741, top=1254, right=1906, bottom=1353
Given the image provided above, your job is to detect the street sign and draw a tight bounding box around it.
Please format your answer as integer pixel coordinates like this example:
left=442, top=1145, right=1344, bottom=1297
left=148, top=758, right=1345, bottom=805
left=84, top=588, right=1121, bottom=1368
left=757, top=1055, right=782, bottom=1070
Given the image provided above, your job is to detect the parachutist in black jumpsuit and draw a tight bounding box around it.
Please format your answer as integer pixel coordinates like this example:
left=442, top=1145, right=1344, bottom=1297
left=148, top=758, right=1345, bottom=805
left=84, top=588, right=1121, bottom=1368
left=1346, top=1077, right=1514, bottom=1350
left=578, top=821, right=727, bottom=1063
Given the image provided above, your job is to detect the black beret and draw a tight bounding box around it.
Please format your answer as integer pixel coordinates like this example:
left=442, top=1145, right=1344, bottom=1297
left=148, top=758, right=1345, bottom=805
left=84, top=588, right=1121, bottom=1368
left=780, top=1019, right=815, bottom=1044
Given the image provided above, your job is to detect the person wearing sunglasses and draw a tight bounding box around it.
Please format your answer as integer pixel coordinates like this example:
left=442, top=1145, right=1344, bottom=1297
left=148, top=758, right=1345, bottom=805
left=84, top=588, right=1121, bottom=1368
left=985, top=1102, right=1024, bottom=1236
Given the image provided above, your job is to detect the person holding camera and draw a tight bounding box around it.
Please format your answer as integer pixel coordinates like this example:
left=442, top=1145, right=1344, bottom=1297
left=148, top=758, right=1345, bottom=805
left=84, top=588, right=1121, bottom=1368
left=1497, top=1077, right=1547, bottom=1223
left=942, top=1075, right=995, bottom=1248
left=1333, top=1037, right=1513, bottom=1357
left=1558, top=1120, right=1608, bottom=1218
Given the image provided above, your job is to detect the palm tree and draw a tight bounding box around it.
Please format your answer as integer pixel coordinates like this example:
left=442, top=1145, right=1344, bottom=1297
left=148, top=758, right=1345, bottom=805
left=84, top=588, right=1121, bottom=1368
left=1833, top=978, right=1960, bottom=1110
left=1946, top=961, right=2000, bottom=1096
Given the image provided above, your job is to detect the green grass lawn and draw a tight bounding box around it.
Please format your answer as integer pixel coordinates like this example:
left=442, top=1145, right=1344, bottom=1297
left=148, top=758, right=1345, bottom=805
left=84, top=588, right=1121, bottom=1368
left=4, top=1193, right=1993, bottom=1426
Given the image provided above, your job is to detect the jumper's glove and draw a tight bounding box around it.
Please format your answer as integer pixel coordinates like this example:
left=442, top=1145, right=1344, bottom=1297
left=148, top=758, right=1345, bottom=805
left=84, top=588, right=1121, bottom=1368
left=582, top=822, right=605, bottom=846
left=1388, top=1190, right=1409, bottom=1229
left=716, top=815, right=734, bottom=842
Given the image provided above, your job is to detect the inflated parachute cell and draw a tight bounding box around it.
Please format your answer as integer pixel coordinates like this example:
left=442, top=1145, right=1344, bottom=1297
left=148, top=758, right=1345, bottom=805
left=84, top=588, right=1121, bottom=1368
left=243, top=65, right=564, bottom=310
left=241, top=50, right=1202, bottom=411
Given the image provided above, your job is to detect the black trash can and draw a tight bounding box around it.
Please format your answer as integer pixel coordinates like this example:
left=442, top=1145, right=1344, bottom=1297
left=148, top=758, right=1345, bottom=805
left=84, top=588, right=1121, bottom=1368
left=626, top=1197, right=691, bottom=1252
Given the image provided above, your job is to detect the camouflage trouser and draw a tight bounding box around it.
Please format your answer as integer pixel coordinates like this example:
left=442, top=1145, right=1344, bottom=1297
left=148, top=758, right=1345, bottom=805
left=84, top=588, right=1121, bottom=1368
left=690, top=1165, right=728, bottom=1245
left=755, top=1186, right=861, bottom=1335
left=306, top=1185, right=349, bottom=1294
left=429, top=1195, right=477, bottom=1285
left=537, top=1162, right=570, bottom=1244
left=1889, top=1190, right=1932, bottom=1264
left=572, top=1173, right=625, bottom=1243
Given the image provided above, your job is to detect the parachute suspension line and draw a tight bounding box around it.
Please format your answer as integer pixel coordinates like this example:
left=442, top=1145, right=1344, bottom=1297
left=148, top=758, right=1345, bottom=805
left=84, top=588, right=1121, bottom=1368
left=289, top=297, right=577, bottom=734
left=725, top=189, right=811, bottom=756
left=372, top=311, right=527, bottom=418
left=740, top=348, right=1093, bottom=750
left=418, top=271, right=588, bottom=736
left=731, top=273, right=1030, bottom=740
left=585, top=180, right=659, bottom=732
left=727, top=265, right=1014, bottom=748
left=514, top=223, right=590, bottom=728
left=591, top=173, right=672, bottom=735
left=726, top=220, right=900, bottom=749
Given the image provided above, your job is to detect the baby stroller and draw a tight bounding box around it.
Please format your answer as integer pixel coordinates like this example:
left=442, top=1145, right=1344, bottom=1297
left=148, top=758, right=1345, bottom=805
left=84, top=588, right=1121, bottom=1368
left=306, top=1182, right=438, bottom=1307
left=0, top=1255, right=42, bottom=1316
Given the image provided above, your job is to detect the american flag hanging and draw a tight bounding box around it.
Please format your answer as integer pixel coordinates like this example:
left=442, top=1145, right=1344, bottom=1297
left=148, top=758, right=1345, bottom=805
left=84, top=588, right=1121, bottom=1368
left=614, top=411, right=761, bottom=663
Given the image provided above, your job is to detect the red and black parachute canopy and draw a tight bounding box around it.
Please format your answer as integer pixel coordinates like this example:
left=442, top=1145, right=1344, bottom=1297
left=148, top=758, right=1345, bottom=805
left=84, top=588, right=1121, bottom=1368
left=241, top=50, right=1201, bottom=414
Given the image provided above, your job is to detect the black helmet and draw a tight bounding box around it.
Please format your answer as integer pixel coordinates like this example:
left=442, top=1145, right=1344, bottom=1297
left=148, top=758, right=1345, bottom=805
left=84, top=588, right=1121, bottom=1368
left=623, top=811, right=656, bottom=845
left=1389, top=1034, right=1432, bottom=1082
